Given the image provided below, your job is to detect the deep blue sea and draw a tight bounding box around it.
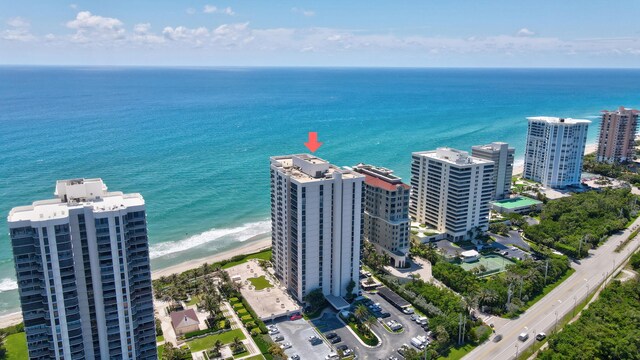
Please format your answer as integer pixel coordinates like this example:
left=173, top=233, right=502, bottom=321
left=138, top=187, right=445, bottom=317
left=1, top=67, right=639, bottom=314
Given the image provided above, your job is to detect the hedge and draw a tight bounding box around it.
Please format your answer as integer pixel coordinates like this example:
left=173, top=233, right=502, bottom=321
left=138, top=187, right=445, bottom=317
left=240, top=296, right=268, bottom=334
left=184, top=327, right=223, bottom=340
left=229, top=297, right=240, bottom=304
left=237, top=308, right=248, bottom=316
left=253, top=334, right=275, bottom=360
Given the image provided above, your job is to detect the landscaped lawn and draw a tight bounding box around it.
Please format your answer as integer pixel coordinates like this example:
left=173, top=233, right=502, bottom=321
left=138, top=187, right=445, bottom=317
left=221, top=249, right=272, bottom=269
left=4, top=332, right=28, bottom=360
left=156, top=335, right=164, bottom=343
left=186, top=294, right=200, bottom=306
left=187, top=328, right=246, bottom=352
left=441, top=343, right=475, bottom=360
left=157, top=345, right=164, bottom=359
left=243, top=355, right=265, bottom=360
left=248, top=275, right=273, bottom=290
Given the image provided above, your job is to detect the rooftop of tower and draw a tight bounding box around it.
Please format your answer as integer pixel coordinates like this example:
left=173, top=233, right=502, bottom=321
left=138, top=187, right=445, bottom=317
left=412, top=147, right=494, bottom=167
left=527, top=116, right=591, bottom=125
left=270, top=154, right=363, bottom=183
left=8, top=178, right=144, bottom=223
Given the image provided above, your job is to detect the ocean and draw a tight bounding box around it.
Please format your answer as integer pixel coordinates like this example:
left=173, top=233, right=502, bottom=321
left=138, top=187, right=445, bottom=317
left=1, top=67, right=639, bottom=315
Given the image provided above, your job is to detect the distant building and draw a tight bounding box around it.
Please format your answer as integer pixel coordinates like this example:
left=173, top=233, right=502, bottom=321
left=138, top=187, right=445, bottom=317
left=471, top=142, right=515, bottom=200
left=8, top=179, right=156, bottom=360
left=353, top=164, right=410, bottom=268
left=270, top=154, right=364, bottom=302
left=410, top=147, right=494, bottom=242
left=523, top=117, right=590, bottom=188
left=596, top=107, right=639, bottom=163
left=170, top=309, right=200, bottom=336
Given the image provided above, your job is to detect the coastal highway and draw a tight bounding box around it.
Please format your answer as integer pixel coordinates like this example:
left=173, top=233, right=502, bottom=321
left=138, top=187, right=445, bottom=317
left=463, top=217, right=640, bottom=360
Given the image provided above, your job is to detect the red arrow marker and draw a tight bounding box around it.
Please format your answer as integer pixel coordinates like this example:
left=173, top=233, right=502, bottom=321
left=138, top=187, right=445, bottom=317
left=304, top=132, right=323, bottom=153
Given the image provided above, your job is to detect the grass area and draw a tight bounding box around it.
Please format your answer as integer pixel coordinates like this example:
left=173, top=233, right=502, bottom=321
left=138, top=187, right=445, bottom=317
left=441, top=343, right=476, bottom=360
left=186, top=328, right=246, bottom=352
left=221, top=249, right=272, bottom=269
left=615, top=226, right=640, bottom=252
left=243, top=356, right=265, bottom=360
left=157, top=345, right=164, bottom=359
left=4, top=332, right=27, bottom=360
left=156, top=335, right=164, bottom=343
left=248, top=275, right=273, bottom=290
left=508, top=268, right=576, bottom=318
left=346, top=322, right=379, bottom=346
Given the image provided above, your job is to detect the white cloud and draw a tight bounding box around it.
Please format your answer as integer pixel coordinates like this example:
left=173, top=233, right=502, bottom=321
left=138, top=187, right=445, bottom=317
left=133, top=23, right=164, bottom=44
left=517, top=28, right=535, bottom=37
left=2, top=17, right=35, bottom=41
left=292, top=7, right=315, bottom=17
left=66, top=11, right=125, bottom=43
left=203, top=5, right=234, bottom=15
left=186, top=8, right=196, bottom=15
left=70, top=3, right=77, bottom=9
left=203, top=5, right=217, bottom=14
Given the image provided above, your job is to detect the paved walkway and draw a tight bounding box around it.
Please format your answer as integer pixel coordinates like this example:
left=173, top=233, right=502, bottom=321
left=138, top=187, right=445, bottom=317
left=384, top=257, right=444, bottom=287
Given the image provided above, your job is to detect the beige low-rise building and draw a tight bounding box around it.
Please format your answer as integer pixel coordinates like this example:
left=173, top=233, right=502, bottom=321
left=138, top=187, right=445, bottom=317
left=170, top=309, right=200, bottom=336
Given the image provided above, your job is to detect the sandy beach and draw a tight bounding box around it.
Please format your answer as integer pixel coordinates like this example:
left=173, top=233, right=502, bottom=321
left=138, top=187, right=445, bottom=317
left=151, top=234, right=272, bottom=280
left=513, top=142, right=598, bottom=176
left=0, top=234, right=273, bottom=328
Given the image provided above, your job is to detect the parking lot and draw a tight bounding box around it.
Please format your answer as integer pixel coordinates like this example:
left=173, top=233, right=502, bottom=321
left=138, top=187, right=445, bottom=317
left=269, top=318, right=334, bottom=360
left=491, top=230, right=532, bottom=261
left=307, top=288, right=433, bottom=360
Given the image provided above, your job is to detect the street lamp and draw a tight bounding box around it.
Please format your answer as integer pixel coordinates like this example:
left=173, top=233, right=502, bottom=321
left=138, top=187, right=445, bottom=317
left=554, top=310, right=559, bottom=331
left=572, top=295, right=577, bottom=317
left=515, top=344, right=519, bottom=359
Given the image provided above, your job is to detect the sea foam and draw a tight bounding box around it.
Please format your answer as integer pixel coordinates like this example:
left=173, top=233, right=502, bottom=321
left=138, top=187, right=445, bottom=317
left=0, top=278, right=18, bottom=293
left=149, top=220, right=271, bottom=259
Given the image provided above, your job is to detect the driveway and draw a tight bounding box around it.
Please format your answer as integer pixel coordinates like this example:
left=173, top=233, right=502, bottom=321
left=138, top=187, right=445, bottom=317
left=271, top=318, right=333, bottom=360
left=434, top=240, right=463, bottom=258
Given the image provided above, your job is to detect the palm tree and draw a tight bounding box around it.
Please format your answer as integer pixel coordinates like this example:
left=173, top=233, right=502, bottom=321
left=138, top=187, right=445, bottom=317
left=201, top=293, right=220, bottom=321
left=201, top=262, right=210, bottom=278
left=354, top=304, right=369, bottom=323
left=232, top=336, right=242, bottom=351
left=212, top=339, right=223, bottom=356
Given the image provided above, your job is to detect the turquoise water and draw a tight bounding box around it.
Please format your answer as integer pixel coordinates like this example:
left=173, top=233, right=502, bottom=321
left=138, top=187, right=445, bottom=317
left=1, top=67, right=639, bottom=315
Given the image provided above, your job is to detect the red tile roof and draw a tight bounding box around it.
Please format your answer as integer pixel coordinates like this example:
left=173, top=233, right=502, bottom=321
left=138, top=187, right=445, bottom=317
left=363, top=174, right=410, bottom=191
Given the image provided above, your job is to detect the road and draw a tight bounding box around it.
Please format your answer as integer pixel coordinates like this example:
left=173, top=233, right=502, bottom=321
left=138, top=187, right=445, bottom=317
left=463, top=217, right=640, bottom=360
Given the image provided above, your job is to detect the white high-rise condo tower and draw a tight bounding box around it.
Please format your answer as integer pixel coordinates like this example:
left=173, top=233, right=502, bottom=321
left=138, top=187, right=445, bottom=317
left=523, top=117, right=590, bottom=188
left=471, top=142, right=515, bottom=200
left=270, top=154, right=364, bottom=303
left=410, top=148, right=494, bottom=242
left=8, top=179, right=156, bottom=360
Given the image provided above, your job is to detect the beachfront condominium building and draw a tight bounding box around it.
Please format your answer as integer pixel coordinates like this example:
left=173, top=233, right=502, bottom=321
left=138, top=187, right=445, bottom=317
left=596, top=107, right=639, bottom=163
left=353, top=164, right=410, bottom=268
left=523, top=117, right=590, bottom=188
left=8, top=179, right=156, bottom=360
left=270, top=154, right=364, bottom=302
left=471, top=142, right=515, bottom=200
left=410, top=148, right=494, bottom=242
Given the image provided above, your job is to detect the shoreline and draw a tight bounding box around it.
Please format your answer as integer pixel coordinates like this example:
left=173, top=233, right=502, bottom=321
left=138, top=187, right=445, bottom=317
left=0, top=233, right=273, bottom=328
left=0, top=142, right=602, bottom=328
left=512, top=142, right=597, bottom=176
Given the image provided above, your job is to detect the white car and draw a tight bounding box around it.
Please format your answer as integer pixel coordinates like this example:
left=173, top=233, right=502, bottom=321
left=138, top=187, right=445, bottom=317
left=518, top=332, right=529, bottom=341
left=289, top=355, right=300, bottom=360
left=325, top=353, right=339, bottom=360
left=280, top=342, right=292, bottom=350
left=268, top=329, right=280, bottom=335
left=402, top=307, right=414, bottom=314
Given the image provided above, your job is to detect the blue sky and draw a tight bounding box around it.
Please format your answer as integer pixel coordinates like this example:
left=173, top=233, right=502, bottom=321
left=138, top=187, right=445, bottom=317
left=2, top=1, right=640, bottom=67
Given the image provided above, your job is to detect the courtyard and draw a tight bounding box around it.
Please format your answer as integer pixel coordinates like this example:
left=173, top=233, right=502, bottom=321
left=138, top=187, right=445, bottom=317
left=225, top=259, right=301, bottom=320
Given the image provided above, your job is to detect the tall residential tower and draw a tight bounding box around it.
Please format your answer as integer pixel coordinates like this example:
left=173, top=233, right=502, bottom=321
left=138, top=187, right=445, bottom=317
left=8, top=179, right=157, bottom=360
left=471, top=142, right=515, bottom=200
left=523, top=117, right=590, bottom=188
left=596, top=107, right=638, bottom=163
left=270, top=154, right=364, bottom=302
left=410, top=148, right=494, bottom=242
left=353, top=164, right=410, bottom=268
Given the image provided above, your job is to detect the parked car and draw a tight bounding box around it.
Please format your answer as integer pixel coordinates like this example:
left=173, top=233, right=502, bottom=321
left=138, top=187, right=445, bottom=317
left=410, top=314, right=420, bottom=322
left=330, top=336, right=342, bottom=344
left=535, top=332, right=546, bottom=341
left=518, top=332, right=529, bottom=342
left=272, top=335, right=284, bottom=342
left=280, top=342, right=292, bottom=350
left=290, top=313, right=302, bottom=321
left=337, top=345, right=353, bottom=356
left=386, top=320, right=403, bottom=331
left=325, top=353, right=339, bottom=360
left=416, top=316, right=428, bottom=325
left=267, top=324, right=278, bottom=331
left=269, top=329, right=280, bottom=335
left=289, top=355, right=300, bottom=360
left=308, top=335, right=322, bottom=345
left=380, top=311, right=391, bottom=318
left=325, top=332, right=338, bottom=340
left=410, top=337, right=425, bottom=350
left=402, top=307, right=414, bottom=315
